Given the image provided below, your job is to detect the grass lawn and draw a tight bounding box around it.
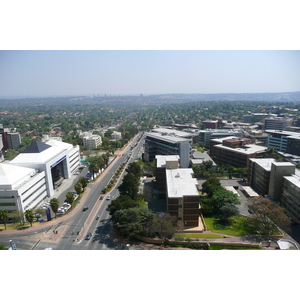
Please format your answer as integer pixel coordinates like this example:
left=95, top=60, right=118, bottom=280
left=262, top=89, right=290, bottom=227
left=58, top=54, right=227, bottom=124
left=204, top=216, right=255, bottom=237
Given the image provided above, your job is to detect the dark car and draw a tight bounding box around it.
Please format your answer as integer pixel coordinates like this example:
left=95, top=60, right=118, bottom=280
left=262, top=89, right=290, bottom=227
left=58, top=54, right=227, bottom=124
left=85, top=232, right=92, bottom=240
left=83, top=206, right=88, bottom=211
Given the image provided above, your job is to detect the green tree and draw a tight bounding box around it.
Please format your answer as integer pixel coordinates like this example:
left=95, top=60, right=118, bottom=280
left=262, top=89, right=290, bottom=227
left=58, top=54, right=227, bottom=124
left=25, top=209, right=35, bottom=227
left=108, top=195, right=140, bottom=217
left=148, top=212, right=177, bottom=245
left=118, top=173, right=139, bottom=199
left=65, top=192, right=75, bottom=206
left=247, top=196, right=291, bottom=237
left=50, top=198, right=60, bottom=218
left=0, top=244, right=7, bottom=250
left=78, top=177, right=88, bottom=189
left=74, top=182, right=83, bottom=194
left=34, top=207, right=45, bottom=222
left=211, top=188, right=240, bottom=217
left=126, top=162, right=142, bottom=179
left=201, top=177, right=222, bottom=197
left=89, top=161, right=99, bottom=180
left=3, top=149, right=19, bottom=160
left=112, top=207, right=152, bottom=238
left=0, top=210, right=9, bottom=230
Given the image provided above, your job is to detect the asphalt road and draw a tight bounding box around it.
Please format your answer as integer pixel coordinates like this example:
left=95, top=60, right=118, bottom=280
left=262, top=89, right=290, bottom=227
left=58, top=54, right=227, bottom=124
left=0, top=132, right=144, bottom=250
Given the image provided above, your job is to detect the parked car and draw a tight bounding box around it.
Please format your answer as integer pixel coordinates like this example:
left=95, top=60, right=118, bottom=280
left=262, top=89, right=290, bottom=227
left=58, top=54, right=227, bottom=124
left=106, top=194, right=111, bottom=200
left=83, top=206, right=88, bottom=211
left=85, top=232, right=92, bottom=240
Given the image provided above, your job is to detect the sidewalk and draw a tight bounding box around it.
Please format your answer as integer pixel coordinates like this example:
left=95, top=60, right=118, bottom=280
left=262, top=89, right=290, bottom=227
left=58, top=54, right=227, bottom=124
left=0, top=135, right=138, bottom=243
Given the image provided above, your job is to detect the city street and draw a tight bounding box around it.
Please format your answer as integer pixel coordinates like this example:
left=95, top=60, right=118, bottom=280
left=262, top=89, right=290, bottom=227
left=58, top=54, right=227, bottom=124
left=0, top=133, right=144, bottom=250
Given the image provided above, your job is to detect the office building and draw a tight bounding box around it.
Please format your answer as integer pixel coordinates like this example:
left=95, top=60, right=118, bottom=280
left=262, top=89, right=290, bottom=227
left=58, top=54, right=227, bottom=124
left=199, top=129, right=244, bottom=147
left=156, top=155, right=180, bottom=191
left=243, top=113, right=276, bottom=123
left=81, top=132, right=102, bottom=149
left=202, top=120, right=219, bottom=129
left=9, top=140, right=80, bottom=197
left=281, top=173, right=300, bottom=224
left=266, top=130, right=300, bottom=154
left=248, top=158, right=296, bottom=201
left=144, top=132, right=191, bottom=168
left=111, top=131, right=122, bottom=140
left=166, top=168, right=200, bottom=228
left=0, top=163, right=47, bottom=215
left=7, top=132, right=21, bottom=150
left=210, top=136, right=267, bottom=168
left=264, top=117, right=293, bottom=131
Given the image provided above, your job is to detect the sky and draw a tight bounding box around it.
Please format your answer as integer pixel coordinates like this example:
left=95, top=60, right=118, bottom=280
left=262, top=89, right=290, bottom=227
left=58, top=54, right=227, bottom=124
left=0, top=50, right=300, bottom=98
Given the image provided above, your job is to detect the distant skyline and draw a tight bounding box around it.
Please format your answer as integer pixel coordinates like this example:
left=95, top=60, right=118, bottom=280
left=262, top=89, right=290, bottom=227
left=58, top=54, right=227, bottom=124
left=0, top=50, right=299, bottom=98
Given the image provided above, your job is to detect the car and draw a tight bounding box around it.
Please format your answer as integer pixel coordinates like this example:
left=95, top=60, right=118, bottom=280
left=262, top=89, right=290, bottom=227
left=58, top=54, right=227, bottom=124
left=106, top=194, right=111, bottom=200
left=63, top=203, right=71, bottom=210
left=85, top=232, right=92, bottom=240
left=57, top=207, right=66, bottom=214
left=83, top=206, right=88, bottom=211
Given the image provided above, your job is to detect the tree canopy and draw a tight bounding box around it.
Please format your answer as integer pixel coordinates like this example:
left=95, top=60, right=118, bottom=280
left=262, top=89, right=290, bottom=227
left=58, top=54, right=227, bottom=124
left=247, top=196, right=291, bottom=236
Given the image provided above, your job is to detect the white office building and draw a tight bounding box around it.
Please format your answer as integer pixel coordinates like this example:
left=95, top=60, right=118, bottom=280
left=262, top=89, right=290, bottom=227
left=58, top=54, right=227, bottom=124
left=0, top=163, right=47, bottom=215
left=9, top=140, right=80, bottom=197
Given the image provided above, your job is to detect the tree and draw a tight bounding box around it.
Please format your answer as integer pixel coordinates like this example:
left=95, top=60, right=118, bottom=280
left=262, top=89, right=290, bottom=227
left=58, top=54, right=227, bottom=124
left=25, top=209, right=35, bottom=227
left=108, top=195, right=140, bottom=217
left=112, top=207, right=152, bottom=238
left=78, top=177, right=88, bottom=189
left=217, top=203, right=240, bottom=221
left=0, top=244, right=7, bottom=250
left=201, top=177, right=222, bottom=197
left=211, top=189, right=240, bottom=215
left=126, top=162, right=142, bottom=179
left=50, top=198, right=60, bottom=218
left=118, top=173, right=139, bottom=199
left=247, top=196, right=291, bottom=237
left=65, top=192, right=75, bottom=206
left=34, top=207, right=45, bottom=222
left=148, top=212, right=177, bottom=245
left=89, top=161, right=99, bottom=180
left=74, top=182, right=83, bottom=194
left=0, top=210, right=9, bottom=230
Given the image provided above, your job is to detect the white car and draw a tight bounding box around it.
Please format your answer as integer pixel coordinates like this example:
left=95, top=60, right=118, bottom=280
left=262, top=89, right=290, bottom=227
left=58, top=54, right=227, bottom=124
left=57, top=207, right=66, bottom=214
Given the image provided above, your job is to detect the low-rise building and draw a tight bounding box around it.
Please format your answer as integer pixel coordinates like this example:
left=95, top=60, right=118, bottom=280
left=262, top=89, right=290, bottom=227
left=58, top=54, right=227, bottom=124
left=210, top=136, right=267, bottom=168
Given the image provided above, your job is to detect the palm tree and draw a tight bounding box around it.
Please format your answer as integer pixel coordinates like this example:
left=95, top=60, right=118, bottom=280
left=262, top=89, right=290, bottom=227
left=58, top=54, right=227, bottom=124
left=50, top=198, right=60, bottom=218
left=74, top=182, right=83, bottom=194
left=65, top=192, right=75, bottom=206
left=0, top=210, right=9, bottom=230
left=25, top=209, right=35, bottom=227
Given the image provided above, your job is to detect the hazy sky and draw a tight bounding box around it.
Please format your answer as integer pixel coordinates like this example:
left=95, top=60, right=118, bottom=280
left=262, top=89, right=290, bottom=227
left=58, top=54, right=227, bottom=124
left=0, top=50, right=299, bottom=98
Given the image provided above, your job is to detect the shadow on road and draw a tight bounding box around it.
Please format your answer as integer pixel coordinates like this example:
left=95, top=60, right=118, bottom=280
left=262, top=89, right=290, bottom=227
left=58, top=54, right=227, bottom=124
left=91, top=218, right=129, bottom=249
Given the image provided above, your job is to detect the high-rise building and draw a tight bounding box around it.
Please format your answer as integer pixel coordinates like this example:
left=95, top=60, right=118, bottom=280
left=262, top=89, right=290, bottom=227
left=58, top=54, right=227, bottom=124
left=144, top=132, right=191, bottom=168
left=7, top=132, right=21, bottom=150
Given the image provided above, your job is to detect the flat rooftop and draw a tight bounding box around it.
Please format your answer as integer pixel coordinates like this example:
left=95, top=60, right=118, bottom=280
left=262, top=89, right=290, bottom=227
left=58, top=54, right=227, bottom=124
left=145, top=132, right=190, bottom=143
left=249, top=158, right=276, bottom=171
left=156, top=155, right=180, bottom=168
left=152, top=128, right=194, bottom=138
left=166, top=168, right=199, bottom=198
left=214, top=143, right=267, bottom=155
